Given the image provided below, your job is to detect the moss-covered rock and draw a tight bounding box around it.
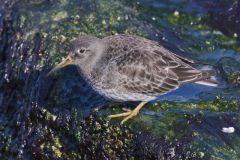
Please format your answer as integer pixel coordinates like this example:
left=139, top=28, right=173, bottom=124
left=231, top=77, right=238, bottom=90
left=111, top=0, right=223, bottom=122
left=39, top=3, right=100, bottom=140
left=1, top=0, right=240, bottom=159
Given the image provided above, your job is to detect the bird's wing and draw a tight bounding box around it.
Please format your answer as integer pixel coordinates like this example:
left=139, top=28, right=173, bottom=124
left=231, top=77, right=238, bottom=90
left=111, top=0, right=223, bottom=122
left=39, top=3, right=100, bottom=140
left=102, top=35, right=203, bottom=96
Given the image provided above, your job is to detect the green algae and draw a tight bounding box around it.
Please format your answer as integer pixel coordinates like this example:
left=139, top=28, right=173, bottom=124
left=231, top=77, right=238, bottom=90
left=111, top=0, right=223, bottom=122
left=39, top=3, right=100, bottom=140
left=104, top=98, right=240, bottom=159
left=52, top=11, right=68, bottom=21
left=1, top=0, right=240, bottom=159
left=14, top=0, right=240, bottom=67
left=40, top=137, right=63, bottom=158
left=147, top=99, right=240, bottom=112
left=190, top=130, right=240, bottom=160
left=228, top=71, right=240, bottom=87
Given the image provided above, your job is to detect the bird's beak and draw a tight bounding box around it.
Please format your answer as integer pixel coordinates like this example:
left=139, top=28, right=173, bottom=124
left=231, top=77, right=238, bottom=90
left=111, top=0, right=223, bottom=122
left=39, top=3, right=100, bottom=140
left=47, top=55, right=73, bottom=76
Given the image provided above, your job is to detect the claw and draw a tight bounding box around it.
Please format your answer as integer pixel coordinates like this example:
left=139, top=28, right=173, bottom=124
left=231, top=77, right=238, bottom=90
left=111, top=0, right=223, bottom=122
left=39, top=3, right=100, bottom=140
left=108, top=102, right=147, bottom=124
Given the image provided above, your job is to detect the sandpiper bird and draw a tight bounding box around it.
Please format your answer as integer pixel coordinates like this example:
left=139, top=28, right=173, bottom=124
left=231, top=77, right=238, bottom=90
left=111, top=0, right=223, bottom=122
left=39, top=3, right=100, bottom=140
left=47, top=34, right=218, bottom=124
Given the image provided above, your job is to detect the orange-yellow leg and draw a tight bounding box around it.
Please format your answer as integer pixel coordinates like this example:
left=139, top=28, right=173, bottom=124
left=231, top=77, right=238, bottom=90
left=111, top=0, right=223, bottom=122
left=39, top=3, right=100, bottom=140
left=108, top=101, right=147, bottom=124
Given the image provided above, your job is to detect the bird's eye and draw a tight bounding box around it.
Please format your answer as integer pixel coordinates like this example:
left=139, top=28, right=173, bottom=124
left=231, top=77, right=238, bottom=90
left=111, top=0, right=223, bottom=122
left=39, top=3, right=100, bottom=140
left=74, top=48, right=87, bottom=58
left=79, top=48, right=86, bottom=53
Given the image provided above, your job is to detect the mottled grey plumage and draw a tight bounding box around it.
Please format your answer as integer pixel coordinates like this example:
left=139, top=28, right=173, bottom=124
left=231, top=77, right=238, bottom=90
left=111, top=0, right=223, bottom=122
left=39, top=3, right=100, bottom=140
left=68, top=34, right=216, bottom=102
left=49, top=34, right=217, bottom=124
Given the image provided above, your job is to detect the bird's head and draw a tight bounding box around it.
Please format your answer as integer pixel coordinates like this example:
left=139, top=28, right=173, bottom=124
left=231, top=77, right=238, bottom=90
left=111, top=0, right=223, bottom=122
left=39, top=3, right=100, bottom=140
left=47, top=35, right=105, bottom=76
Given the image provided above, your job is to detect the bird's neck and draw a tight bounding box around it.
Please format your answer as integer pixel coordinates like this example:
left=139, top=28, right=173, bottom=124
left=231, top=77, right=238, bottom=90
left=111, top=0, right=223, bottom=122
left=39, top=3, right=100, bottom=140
left=80, top=45, right=107, bottom=83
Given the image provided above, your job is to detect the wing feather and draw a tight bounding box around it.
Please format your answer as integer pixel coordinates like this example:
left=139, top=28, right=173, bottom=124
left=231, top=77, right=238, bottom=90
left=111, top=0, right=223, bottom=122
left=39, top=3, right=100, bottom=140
left=101, top=34, right=207, bottom=96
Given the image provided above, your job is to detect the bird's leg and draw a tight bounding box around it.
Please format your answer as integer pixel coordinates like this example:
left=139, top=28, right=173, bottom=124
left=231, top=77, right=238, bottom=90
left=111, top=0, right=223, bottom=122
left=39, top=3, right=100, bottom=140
left=109, top=101, right=147, bottom=124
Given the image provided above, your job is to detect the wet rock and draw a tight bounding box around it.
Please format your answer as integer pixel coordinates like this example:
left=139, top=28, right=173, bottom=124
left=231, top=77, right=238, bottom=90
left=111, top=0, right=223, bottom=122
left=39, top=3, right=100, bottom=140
left=44, top=66, right=108, bottom=118
left=206, top=0, right=240, bottom=37
left=217, top=57, right=240, bottom=87
left=1, top=0, right=240, bottom=159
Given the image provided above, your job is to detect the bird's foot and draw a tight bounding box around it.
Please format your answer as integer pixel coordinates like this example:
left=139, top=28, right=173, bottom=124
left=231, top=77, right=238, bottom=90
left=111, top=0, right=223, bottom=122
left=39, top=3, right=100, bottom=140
left=108, top=108, right=140, bottom=124
left=108, top=102, right=147, bottom=124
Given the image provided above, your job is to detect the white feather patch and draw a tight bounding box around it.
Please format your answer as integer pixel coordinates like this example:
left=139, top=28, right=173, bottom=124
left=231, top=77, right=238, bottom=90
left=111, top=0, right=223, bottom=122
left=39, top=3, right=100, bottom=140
left=195, top=80, right=218, bottom=87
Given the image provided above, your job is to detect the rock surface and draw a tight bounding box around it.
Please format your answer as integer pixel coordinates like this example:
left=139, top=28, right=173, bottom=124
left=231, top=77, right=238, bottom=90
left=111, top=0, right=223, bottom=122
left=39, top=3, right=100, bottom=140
left=0, top=0, right=240, bottom=159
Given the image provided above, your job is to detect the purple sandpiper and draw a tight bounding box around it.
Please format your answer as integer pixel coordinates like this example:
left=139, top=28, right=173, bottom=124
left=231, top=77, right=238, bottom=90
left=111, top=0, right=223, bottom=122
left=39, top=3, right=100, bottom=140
left=47, top=34, right=218, bottom=124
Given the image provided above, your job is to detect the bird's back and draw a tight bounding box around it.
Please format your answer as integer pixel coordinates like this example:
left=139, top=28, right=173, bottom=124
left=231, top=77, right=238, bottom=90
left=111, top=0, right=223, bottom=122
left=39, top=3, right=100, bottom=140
left=90, top=34, right=217, bottom=101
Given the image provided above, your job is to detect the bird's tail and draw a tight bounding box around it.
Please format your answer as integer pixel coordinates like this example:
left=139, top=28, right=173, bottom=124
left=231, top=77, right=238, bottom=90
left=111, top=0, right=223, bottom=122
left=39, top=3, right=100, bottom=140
left=194, top=69, right=219, bottom=87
